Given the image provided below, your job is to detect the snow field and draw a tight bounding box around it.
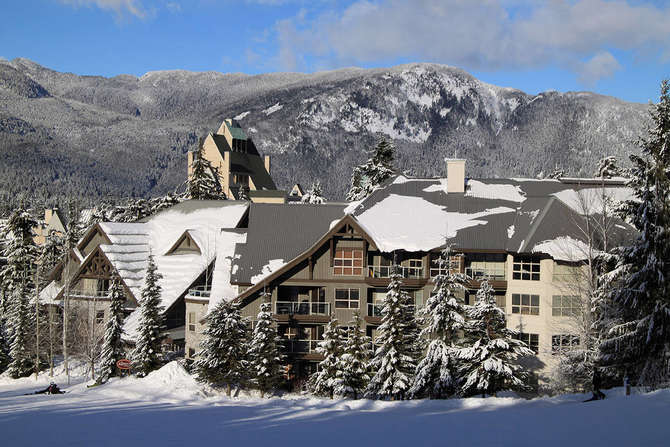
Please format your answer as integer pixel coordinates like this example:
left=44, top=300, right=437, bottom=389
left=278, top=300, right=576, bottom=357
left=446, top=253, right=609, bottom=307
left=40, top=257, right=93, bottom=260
left=1, top=362, right=669, bottom=447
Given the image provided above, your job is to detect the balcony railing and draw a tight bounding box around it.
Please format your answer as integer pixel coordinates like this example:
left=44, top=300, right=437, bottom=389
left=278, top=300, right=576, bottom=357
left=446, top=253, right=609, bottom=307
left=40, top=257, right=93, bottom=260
left=275, top=301, right=330, bottom=316
left=465, top=267, right=506, bottom=281
left=368, top=265, right=424, bottom=279
left=186, top=286, right=211, bottom=298
left=367, top=302, right=422, bottom=317
left=283, top=339, right=320, bottom=354
left=68, top=289, right=110, bottom=299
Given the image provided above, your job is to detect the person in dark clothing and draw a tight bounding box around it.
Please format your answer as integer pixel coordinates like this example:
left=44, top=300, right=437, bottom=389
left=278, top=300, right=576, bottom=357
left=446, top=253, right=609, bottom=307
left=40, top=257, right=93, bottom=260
left=592, top=368, right=606, bottom=400
left=34, top=382, right=64, bottom=395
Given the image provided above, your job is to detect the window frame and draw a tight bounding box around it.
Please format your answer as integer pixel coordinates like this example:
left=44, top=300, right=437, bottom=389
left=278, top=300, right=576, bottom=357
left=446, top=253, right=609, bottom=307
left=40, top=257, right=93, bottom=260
left=333, top=248, right=364, bottom=276
left=516, top=332, right=539, bottom=354
left=335, top=288, right=360, bottom=309
left=512, top=293, right=540, bottom=315
left=188, top=312, right=196, bottom=332
left=551, top=334, right=580, bottom=354
left=512, top=256, right=541, bottom=281
left=552, top=295, right=582, bottom=317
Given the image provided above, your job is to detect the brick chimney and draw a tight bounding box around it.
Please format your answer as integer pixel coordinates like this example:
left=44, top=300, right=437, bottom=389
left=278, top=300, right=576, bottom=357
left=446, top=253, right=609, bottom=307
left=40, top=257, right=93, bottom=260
left=446, top=159, right=466, bottom=193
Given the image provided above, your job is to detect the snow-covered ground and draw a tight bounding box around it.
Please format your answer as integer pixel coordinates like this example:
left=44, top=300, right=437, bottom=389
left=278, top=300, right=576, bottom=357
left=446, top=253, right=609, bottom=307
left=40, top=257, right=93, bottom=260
left=1, top=362, right=668, bottom=447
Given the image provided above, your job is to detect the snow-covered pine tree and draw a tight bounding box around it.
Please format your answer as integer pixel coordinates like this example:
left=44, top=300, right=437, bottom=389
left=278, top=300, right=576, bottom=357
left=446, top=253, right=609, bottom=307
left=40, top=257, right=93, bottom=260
left=459, top=280, right=534, bottom=396
left=599, top=80, right=670, bottom=388
left=40, top=230, right=65, bottom=279
left=132, top=254, right=165, bottom=377
left=300, top=181, right=326, bottom=204
left=98, top=275, right=126, bottom=383
left=2, top=206, right=39, bottom=378
left=248, top=301, right=284, bottom=397
left=194, top=300, right=249, bottom=396
left=410, top=246, right=467, bottom=399
left=547, top=166, right=566, bottom=179
left=346, top=138, right=396, bottom=201
left=187, top=140, right=225, bottom=200
left=238, top=185, right=250, bottom=201
left=334, top=312, right=371, bottom=399
left=0, top=319, right=10, bottom=373
left=309, top=318, right=344, bottom=398
left=366, top=272, right=420, bottom=400
left=595, top=156, right=624, bottom=179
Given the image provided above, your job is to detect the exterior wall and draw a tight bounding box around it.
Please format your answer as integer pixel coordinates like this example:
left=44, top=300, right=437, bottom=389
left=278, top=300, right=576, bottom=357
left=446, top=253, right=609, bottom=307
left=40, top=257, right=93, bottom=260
left=185, top=300, right=209, bottom=359
left=81, top=231, right=108, bottom=257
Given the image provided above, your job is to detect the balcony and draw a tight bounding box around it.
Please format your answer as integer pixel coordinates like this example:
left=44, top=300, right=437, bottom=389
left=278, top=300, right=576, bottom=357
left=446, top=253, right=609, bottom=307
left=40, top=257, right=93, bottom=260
left=283, top=339, right=320, bottom=354
left=186, top=286, right=211, bottom=299
left=275, top=301, right=330, bottom=316
left=367, top=302, right=422, bottom=318
left=68, top=289, right=110, bottom=299
left=465, top=267, right=506, bottom=281
left=368, top=265, right=424, bottom=279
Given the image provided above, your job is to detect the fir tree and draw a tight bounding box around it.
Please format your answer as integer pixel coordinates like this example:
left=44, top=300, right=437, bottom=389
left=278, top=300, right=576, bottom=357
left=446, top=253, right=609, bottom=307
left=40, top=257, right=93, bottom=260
left=346, top=138, right=396, bottom=201
left=0, top=319, right=10, bottom=374
left=309, top=318, right=344, bottom=398
left=2, top=206, right=39, bottom=378
left=334, top=312, right=371, bottom=399
left=194, top=300, right=249, bottom=396
left=459, top=281, right=534, bottom=396
left=187, top=141, right=225, bottom=200
left=366, top=273, right=420, bottom=400
left=248, top=301, right=284, bottom=397
left=595, top=156, right=624, bottom=179
left=40, top=230, right=65, bottom=280
left=600, top=80, right=670, bottom=388
left=132, top=254, right=165, bottom=377
left=300, top=181, right=326, bottom=204
left=410, top=247, right=467, bottom=399
left=98, top=275, right=126, bottom=383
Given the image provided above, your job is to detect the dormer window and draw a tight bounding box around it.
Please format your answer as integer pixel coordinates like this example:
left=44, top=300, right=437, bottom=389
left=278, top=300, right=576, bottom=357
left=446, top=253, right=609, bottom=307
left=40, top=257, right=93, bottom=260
left=166, top=231, right=201, bottom=255
left=232, top=139, right=247, bottom=152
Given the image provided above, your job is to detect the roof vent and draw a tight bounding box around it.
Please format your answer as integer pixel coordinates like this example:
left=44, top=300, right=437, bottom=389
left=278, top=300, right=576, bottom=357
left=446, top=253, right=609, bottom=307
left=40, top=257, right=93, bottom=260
left=446, top=159, right=466, bottom=193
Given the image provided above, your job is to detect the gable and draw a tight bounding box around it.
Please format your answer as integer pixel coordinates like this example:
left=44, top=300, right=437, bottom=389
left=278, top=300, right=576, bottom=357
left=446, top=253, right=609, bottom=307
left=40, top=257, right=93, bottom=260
left=166, top=231, right=201, bottom=255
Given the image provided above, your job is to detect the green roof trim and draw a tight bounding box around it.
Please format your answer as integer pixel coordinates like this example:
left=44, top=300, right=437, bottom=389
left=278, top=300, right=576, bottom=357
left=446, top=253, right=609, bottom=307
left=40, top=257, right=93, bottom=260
left=225, top=121, right=248, bottom=141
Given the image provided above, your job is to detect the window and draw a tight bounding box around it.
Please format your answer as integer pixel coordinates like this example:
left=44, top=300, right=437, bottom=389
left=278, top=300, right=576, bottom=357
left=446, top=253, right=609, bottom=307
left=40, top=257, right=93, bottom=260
left=405, top=259, right=424, bottom=278
left=512, top=294, right=540, bottom=315
left=188, top=348, right=196, bottom=358
left=188, top=312, right=196, bottom=332
left=513, top=256, right=540, bottom=281
left=97, top=279, right=110, bottom=293
left=515, top=332, right=539, bottom=354
left=335, top=288, right=360, bottom=309
left=430, top=254, right=463, bottom=277
left=551, top=334, right=580, bottom=354
left=552, top=295, right=582, bottom=317
left=334, top=248, right=363, bottom=275
left=95, top=310, right=105, bottom=325
left=232, top=174, right=249, bottom=186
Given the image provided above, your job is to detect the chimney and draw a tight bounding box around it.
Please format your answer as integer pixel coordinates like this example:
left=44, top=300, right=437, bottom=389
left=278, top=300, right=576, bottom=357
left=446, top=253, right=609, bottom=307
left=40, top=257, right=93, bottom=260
left=446, top=159, right=466, bottom=193
left=264, top=155, right=271, bottom=175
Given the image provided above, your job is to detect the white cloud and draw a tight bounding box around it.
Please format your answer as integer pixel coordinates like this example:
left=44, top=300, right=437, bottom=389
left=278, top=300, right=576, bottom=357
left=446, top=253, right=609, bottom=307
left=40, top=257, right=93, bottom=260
left=59, top=0, right=146, bottom=18
left=274, top=0, right=670, bottom=83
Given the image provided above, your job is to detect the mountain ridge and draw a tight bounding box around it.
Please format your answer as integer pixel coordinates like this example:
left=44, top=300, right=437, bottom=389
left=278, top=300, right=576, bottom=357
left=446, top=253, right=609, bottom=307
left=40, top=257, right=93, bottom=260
left=0, top=57, right=648, bottom=211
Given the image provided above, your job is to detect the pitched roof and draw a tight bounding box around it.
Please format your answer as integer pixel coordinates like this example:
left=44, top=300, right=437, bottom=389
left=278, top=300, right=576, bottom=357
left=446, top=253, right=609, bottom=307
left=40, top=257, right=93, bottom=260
left=231, top=203, right=347, bottom=285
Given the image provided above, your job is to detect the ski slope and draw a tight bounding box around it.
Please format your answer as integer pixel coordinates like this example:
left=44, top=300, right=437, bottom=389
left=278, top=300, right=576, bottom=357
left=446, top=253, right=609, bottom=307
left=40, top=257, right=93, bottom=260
left=1, top=362, right=668, bottom=447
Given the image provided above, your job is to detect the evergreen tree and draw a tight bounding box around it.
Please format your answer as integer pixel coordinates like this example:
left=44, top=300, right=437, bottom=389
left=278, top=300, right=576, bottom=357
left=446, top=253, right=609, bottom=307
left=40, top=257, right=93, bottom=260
left=248, top=301, right=284, bottom=397
left=346, top=138, right=396, bottom=201
left=2, top=206, right=39, bottom=378
left=187, top=141, right=225, bottom=200
left=0, top=320, right=9, bottom=373
left=99, top=275, right=126, bottom=383
left=410, top=247, right=467, bottom=399
left=600, top=80, right=670, bottom=388
left=334, top=312, right=371, bottom=399
left=194, top=300, right=249, bottom=396
left=300, top=181, right=326, bottom=204
left=132, top=255, right=165, bottom=377
left=459, top=281, right=534, bottom=396
left=309, top=318, right=344, bottom=398
left=547, top=166, right=566, bottom=179
left=40, top=230, right=65, bottom=279
left=366, top=273, right=420, bottom=400
left=238, top=185, right=250, bottom=201
left=595, top=156, right=624, bottom=179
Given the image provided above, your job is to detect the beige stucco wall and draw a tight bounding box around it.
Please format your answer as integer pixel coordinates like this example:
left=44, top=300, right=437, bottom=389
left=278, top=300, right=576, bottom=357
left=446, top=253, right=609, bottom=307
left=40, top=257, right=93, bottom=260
left=185, top=300, right=209, bottom=359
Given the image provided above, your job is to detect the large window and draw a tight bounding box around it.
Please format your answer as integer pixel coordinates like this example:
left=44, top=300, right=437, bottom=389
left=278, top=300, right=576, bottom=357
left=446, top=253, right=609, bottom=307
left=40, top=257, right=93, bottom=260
left=515, top=332, right=539, bottom=354
left=552, top=295, right=582, bottom=317
left=95, top=310, right=105, bottom=325
left=551, top=334, right=580, bottom=354
left=429, top=254, right=463, bottom=278
left=513, top=256, right=540, bottom=281
left=512, top=294, right=540, bottom=315
left=334, top=248, right=364, bottom=275
left=335, top=288, right=360, bottom=309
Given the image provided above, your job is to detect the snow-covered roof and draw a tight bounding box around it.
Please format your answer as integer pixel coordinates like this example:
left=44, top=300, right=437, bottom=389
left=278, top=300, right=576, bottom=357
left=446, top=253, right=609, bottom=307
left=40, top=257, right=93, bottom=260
left=92, top=201, right=248, bottom=340
left=347, top=175, right=635, bottom=259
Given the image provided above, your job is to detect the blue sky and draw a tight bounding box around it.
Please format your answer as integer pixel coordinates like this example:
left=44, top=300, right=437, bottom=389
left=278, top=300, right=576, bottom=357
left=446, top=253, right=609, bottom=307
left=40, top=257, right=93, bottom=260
left=1, top=0, right=669, bottom=103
